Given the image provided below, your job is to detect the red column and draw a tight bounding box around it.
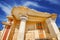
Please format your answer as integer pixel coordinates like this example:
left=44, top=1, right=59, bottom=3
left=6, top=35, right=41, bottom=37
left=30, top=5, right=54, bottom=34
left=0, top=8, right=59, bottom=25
left=2, top=26, right=10, bottom=40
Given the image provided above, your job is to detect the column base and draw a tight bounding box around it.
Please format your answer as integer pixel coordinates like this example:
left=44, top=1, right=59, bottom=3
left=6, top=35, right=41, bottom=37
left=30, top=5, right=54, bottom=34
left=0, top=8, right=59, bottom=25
left=57, top=32, right=60, bottom=40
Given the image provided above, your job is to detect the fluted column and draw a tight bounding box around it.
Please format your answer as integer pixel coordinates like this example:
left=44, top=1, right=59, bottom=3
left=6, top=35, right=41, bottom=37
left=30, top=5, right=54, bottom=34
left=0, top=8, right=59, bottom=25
left=17, top=16, right=28, bottom=40
left=46, top=18, right=60, bottom=39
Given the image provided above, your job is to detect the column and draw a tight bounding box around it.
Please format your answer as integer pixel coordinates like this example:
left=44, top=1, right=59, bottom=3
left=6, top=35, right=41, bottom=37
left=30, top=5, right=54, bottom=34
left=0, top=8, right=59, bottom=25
left=43, top=30, right=46, bottom=38
left=2, top=21, right=11, bottom=40
left=35, top=24, right=39, bottom=39
left=6, top=21, right=13, bottom=40
left=46, top=18, right=60, bottom=39
left=57, top=32, right=60, bottom=40
left=17, top=16, right=28, bottom=40
left=35, top=30, right=39, bottom=39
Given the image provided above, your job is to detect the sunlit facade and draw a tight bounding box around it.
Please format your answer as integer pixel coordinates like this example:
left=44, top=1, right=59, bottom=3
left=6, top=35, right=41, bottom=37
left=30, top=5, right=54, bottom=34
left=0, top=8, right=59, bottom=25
left=0, top=6, right=60, bottom=40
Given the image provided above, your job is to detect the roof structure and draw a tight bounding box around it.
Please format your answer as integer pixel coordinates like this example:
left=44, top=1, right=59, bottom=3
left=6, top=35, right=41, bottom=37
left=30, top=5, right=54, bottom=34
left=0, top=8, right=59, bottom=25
left=10, top=6, right=57, bottom=22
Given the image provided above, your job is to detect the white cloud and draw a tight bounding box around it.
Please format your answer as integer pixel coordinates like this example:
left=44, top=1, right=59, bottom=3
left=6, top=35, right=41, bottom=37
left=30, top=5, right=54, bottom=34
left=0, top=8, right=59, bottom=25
left=46, top=0, right=59, bottom=4
left=0, top=3, right=12, bottom=15
left=22, top=1, right=49, bottom=10
left=58, top=15, right=60, bottom=18
left=23, top=1, right=39, bottom=7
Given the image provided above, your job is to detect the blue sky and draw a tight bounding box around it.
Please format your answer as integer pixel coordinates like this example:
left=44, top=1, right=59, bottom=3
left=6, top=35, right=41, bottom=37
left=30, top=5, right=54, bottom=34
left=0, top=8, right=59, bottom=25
left=0, top=0, right=60, bottom=30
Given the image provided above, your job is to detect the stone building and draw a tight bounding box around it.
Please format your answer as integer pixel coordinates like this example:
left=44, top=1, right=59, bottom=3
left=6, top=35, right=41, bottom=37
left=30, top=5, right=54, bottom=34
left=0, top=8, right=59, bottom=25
left=0, top=6, right=60, bottom=40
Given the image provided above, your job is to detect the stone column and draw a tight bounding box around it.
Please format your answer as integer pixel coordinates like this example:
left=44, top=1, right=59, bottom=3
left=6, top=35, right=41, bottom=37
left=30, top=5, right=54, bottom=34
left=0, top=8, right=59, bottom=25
left=17, top=16, right=28, bottom=40
left=46, top=18, right=60, bottom=40
left=35, top=30, right=39, bottom=39
left=1, top=21, right=12, bottom=40
left=6, top=21, right=13, bottom=40
left=57, top=32, right=60, bottom=40
left=43, top=30, right=46, bottom=38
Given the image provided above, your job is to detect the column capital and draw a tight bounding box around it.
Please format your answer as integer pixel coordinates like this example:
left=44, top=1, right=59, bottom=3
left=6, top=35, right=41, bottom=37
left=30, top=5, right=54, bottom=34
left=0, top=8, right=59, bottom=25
left=20, top=15, right=28, bottom=21
left=48, top=18, right=56, bottom=22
